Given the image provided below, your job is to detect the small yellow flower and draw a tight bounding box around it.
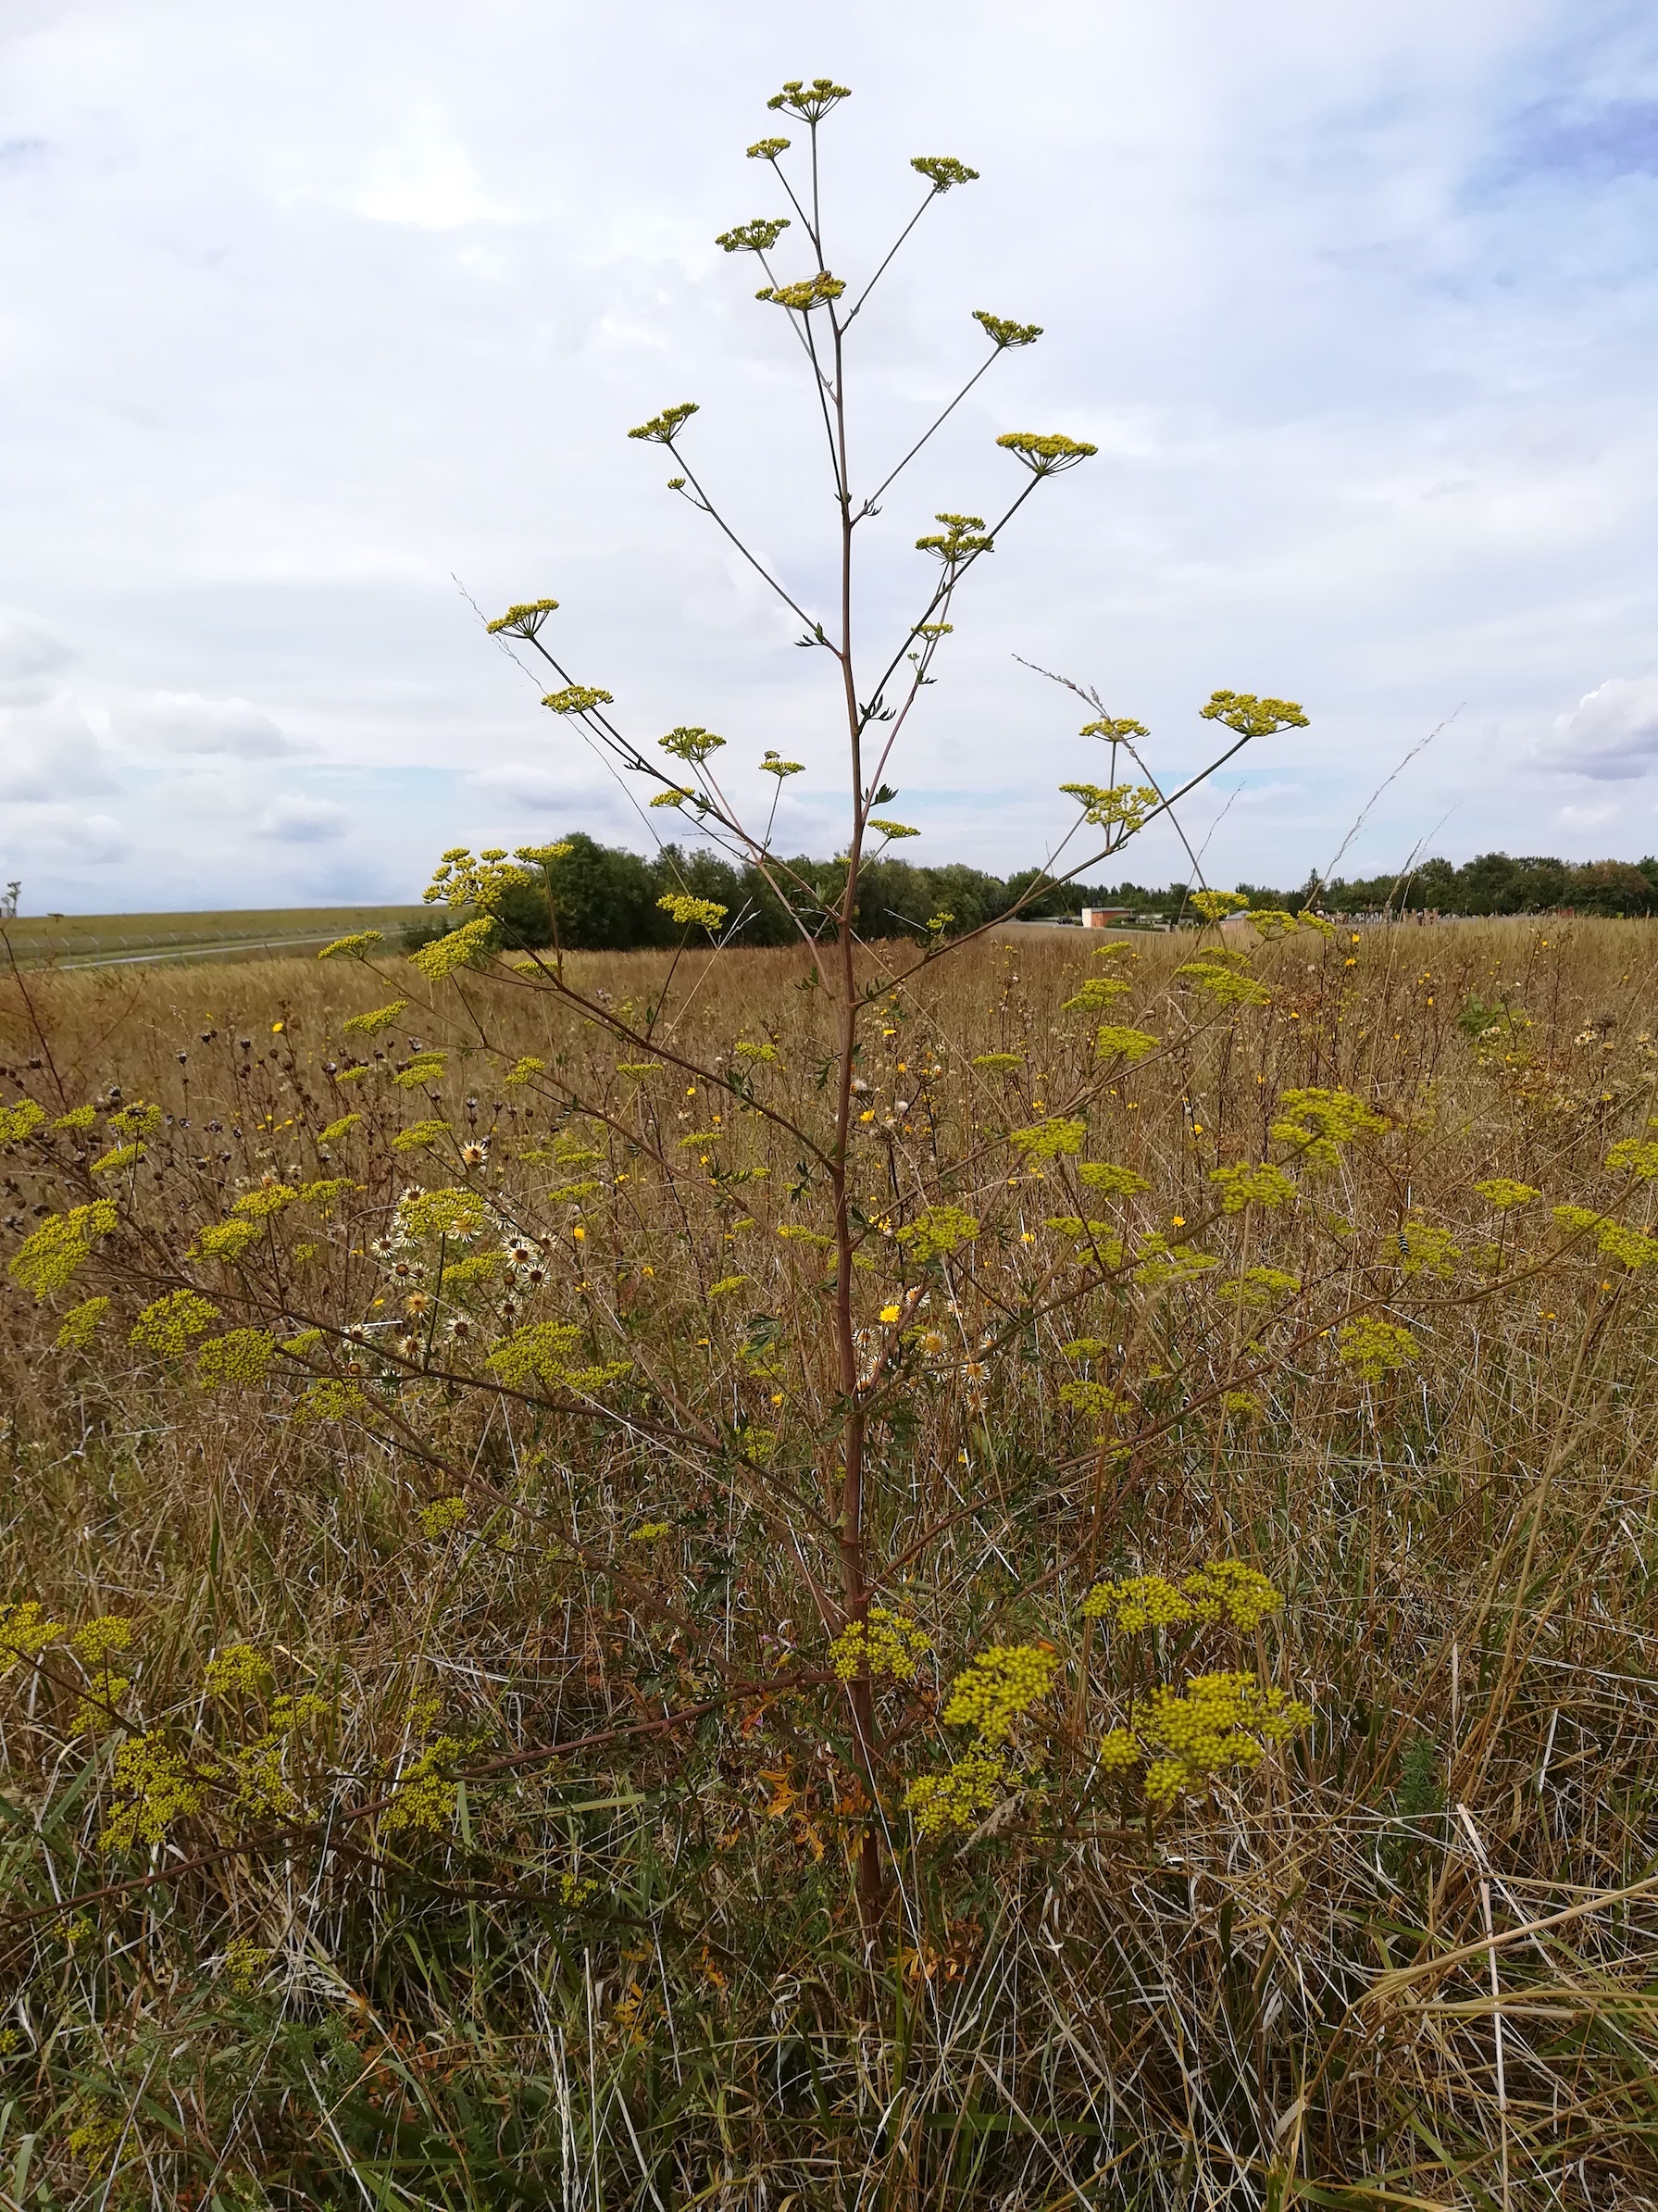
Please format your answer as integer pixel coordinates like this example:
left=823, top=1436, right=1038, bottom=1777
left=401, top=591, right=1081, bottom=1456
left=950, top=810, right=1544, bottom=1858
left=879, top=1304, right=902, bottom=1323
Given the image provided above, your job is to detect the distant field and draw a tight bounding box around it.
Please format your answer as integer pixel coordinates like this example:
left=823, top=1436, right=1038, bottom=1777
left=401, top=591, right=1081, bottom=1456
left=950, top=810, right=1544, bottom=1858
left=0, top=904, right=428, bottom=970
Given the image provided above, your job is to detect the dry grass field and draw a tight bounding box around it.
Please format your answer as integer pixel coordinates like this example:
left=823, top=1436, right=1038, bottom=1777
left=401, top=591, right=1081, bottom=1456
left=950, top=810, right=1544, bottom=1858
left=2, top=907, right=426, bottom=972
left=4, top=913, right=1658, bottom=2207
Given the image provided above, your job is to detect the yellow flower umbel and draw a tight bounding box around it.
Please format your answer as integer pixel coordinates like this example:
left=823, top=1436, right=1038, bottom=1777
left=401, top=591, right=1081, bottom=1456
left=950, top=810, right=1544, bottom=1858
left=1103, top=1673, right=1311, bottom=1812
left=657, top=891, right=729, bottom=933
left=940, top=1644, right=1059, bottom=1742
left=195, top=1330, right=277, bottom=1389
left=1271, top=1087, right=1387, bottom=1172
left=894, top=1204, right=979, bottom=1261
left=131, top=1290, right=221, bottom=1357
left=69, top=1616, right=133, bottom=1734
left=904, top=1750, right=1012, bottom=1839
left=56, top=1296, right=110, bottom=1350
left=829, top=1607, right=933, bottom=1683
left=1082, top=1559, right=1285, bottom=1635
left=1476, top=1177, right=1539, bottom=1211
left=1010, top=1117, right=1086, bottom=1161
left=1337, top=1318, right=1420, bottom=1381
left=1209, top=1161, right=1296, bottom=1213
left=9, top=1200, right=117, bottom=1298
left=102, top=1734, right=216, bottom=1850
left=418, top=1495, right=468, bottom=1541
left=0, top=1600, right=67, bottom=1670
left=204, top=1643, right=275, bottom=1700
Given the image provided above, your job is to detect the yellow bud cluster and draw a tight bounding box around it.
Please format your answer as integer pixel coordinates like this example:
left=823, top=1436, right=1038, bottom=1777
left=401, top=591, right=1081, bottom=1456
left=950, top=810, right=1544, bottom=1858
left=1082, top=1559, right=1285, bottom=1634
left=195, top=1220, right=259, bottom=1262
left=0, top=1600, right=68, bottom=1668
left=418, top=1496, right=468, bottom=1540
left=231, top=1182, right=297, bottom=1218
left=1190, top=890, right=1251, bottom=922
left=895, top=1204, right=979, bottom=1261
left=0, top=1098, right=45, bottom=1143
left=1215, top=1266, right=1301, bottom=1308
left=484, top=598, right=559, bottom=636
left=1078, top=1161, right=1149, bottom=1197
left=483, top=1320, right=583, bottom=1390
left=393, top=1119, right=450, bottom=1153
left=380, top=1736, right=465, bottom=1836
left=1337, top=1318, right=1420, bottom=1381
left=1060, top=782, right=1157, bottom=834
left=1476, top=1177, right=1539, bottom=1210
left=393, top=1053, right=448, bottom=1090
left=766, top=77, right=852, bottom=120
left=915, top=512, right=993, bottom=564
left=70, top=1617, right=132, bottom=1668
left=829, top=1607, right=933, bottom=1683
left=1271, top=1087, right=1387, bottom=1171
left=760, top=271, right=848, bottom=311
left=1179, top=960, right=1272, bottom=1008
left=408, top=917, right=498, bottom=981
left=1133, top=1673, right=1311, bottom=1808
left=1094, top=1025, right=1161, bottom=1066
left=1011, top=1116, right=1086, bottom=1160
left=1063, top=977, right=1132, bottom=1013
left=342, top=1001, right=406, bottom=1038
left=657, top=892, right=729, bottom=931
left=195, top=1330, right=276, bottom=1390
left=1209, top=1161, right=1296, bottom=1213
left=1199, top=692, right=1309, bottom=739
left=294, top=1380, right=368, bottom=1424
left=1552, top=1206, right=1658, bottom=1271
left=941, top=1643, right=1058, bottom=1743
left=1397, top=1220, right=1459, bottom=1280
left=396, top=1186, right=489, bottom=1242
left=994, top=430, right=1097, bottom=474
left=90, top=1143, right=144, bottom=1175
left=903, top=1749, right=1010, bottom=1838
left=1056, top=1378, right=1125, bottom=1430
left=204, top=1643, right=274, bottom=1699
left=102, top=1733, right=214, bottom=1850
left=56, top=1296, right=110, bottom=1350
left=131, top=1290, right=220, bottom=1357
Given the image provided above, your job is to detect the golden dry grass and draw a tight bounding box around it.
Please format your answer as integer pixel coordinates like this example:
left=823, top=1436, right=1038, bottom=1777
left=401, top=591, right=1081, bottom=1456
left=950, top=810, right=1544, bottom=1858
left=3, top=915, right=1658, bottom=2207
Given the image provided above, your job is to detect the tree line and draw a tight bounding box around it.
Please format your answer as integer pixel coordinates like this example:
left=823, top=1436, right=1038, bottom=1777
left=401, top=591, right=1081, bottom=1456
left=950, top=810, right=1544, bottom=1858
left=1242, top=852, right=1658, bottom=919
left=403, top=833, right=1658, bottom=953
left=401, top=833, right=1196, bottom=952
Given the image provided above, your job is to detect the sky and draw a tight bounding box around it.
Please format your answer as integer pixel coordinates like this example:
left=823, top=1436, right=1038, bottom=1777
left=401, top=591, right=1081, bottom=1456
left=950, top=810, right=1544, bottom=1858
left=2, top=0, right=1657, bottom=915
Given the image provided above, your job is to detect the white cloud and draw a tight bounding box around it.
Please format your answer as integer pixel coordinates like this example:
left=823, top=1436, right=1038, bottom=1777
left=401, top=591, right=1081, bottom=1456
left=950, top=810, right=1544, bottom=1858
left=0, top=695, right=121, bottom=800
left=1543, top=675, right=1658, bottom=781
left=253, top=794, right=350, bottom=842
left=122, top=690, right=302, bottom=759
left=352, top=102, right=517, bottom=230
left=0, top=606, right=76, bottom=705
left=465, top=760, right=634, bottom=819
left=1559, top=798, right=1618, bottom=827
left=0, top=806, right=131, bottom=867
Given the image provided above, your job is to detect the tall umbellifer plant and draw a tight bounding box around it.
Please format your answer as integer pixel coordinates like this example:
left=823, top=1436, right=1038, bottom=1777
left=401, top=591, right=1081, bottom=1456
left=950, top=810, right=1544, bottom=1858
left=7, top=75, right=1308, bottom=1932
left=436, top=76, right=1304, bottom=1905
left=448, top=81, right=1308, bottom=1884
